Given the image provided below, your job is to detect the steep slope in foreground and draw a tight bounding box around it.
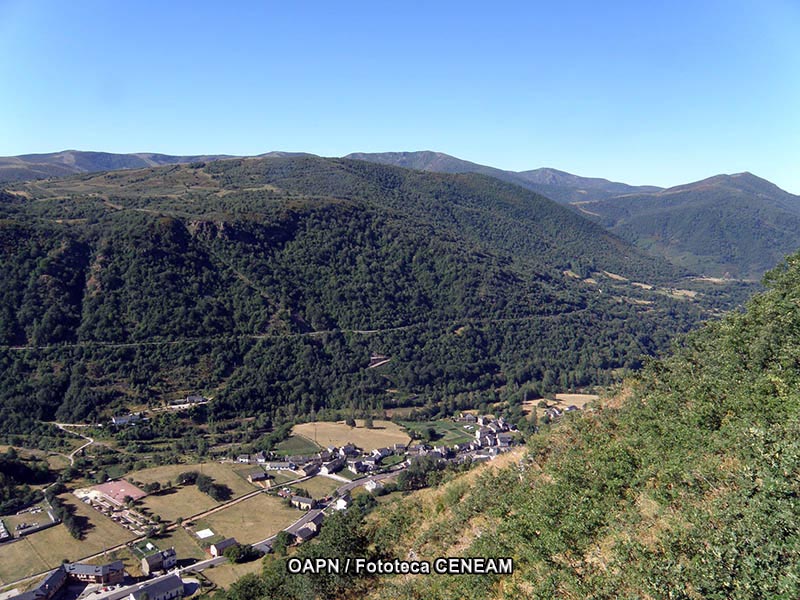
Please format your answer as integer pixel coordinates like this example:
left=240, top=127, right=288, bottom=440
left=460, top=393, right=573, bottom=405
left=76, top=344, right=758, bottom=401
left=575, top=172, right=800, bottom=279
left=0, top=156, right=713, bottom=432
left=342, top=252, right=800, bottom=599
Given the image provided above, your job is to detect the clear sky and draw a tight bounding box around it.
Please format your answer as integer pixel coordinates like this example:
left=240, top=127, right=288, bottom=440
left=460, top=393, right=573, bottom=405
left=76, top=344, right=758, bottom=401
left=1, top=0, right=798, bottom=191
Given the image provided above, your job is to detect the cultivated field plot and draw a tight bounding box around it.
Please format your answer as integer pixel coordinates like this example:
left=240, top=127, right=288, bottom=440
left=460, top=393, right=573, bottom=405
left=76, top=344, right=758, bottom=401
left=401, top=420, right=474, bottom=445
left=130, top=463, right=256, bottom=498
left=0, top=495, right=136, bottom=583
left=263, top=470, right=297, bottom=485
left=202, top=494, right=299, bottom=544
left=274, top=434, right=321, bottom=456
left=293, top=476, right=339, bottom=499
left=0, top=539, right=51, bottom=585
left=293, top=420, right=410, bottom=451
left=140, top=486, right=218, bottom=522
left=202, top=558, right=262, bottom=589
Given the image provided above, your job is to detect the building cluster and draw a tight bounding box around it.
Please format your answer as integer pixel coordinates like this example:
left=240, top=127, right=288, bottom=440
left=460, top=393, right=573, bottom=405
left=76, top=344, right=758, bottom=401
left=404, top=414, right=518, bottom=465
left=75, top=480, right=151, bottom=536
left=8, top=560, right=125, bottom=600
left=237, top=415, right=518, bottom=483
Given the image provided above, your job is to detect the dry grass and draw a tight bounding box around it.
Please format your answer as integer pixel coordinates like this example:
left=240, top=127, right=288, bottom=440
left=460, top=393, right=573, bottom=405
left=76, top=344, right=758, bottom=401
left=141, top=486, right=218, bottom=522
left=130, top=462, right=255, bottom=498
left=293, top=476, right=339, bottom=499
left=158, top=527, right=206, bottom=562
left=0, top=539, right=51, bottom=585
left=202, top=494, right=300, bottom=544
left=203, top=558, right=263, bottom=588
left=293, top=420, right=410, bottom=451
left=0, top=494, right=136, bottom=583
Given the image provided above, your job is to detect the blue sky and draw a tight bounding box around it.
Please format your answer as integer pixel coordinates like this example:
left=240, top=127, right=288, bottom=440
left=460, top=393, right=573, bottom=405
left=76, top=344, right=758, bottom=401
left=1, top=0, right=798, bottom=191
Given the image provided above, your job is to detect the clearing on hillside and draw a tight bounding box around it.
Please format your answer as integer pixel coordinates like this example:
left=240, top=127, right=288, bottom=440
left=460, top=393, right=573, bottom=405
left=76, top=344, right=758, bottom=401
left=293, top=420, right=410, bottom=451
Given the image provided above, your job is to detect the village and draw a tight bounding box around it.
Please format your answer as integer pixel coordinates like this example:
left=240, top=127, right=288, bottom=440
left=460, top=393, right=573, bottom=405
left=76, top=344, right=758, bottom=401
left=0, top=412, right=525, bottom=600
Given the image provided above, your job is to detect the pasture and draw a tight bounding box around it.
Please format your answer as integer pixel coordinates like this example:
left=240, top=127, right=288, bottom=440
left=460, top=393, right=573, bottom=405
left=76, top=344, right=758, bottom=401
left=202, top=494, right=299, bottom=544
left=293, top=420, right=410, bottom=451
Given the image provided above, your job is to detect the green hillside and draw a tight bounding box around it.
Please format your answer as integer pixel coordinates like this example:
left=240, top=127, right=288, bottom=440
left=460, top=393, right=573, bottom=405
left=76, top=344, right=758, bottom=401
left=237, top=249, right=800, bottom=600
left=575, top=173, right=800, bottom=279
left=0, top=156, right=739, bottom=437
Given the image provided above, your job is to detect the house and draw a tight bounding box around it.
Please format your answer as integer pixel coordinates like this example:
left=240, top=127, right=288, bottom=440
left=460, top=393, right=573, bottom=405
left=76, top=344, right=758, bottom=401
left=340, top=443, right=359, bottom=457
left=291, top=496, right=316, bottom=510
left=236, top=454, right=250, bottom=464
left=334, top=494, right=351, bottom=511
left=247, top=469, right=271, bottom=484
left=294, top=525, right=317, bottom=543
left=362, top=456, right=380, bottom=471
left=306, top=511, right=325, bottom=532
left=64, top=560, right=124, bottom=584
left=346, top=459, right=364, bottom=474
left=320, top=457, right=345, bottom=475
left=475, top=427, right=493, bottom=439
left=299, top=463, right=320, bottom=477
left=265, top=461, right=296, bottom=471
left=372, top=447, right=392, bottom=459
left=142, top=547, right=177, bottom=576
left=10, top=566, right=68, bottom=600
left=128, top=574, right=184, bottom=600
left=111, top=414, right=142, bottom=427
left=497, top=433, right=513, bottom=448
left=253, top=451, right=267, bottom=463
left=364, top=479, right=384, bottom=493
left=477, top=415, right=490, bottom=426
left=393, top=443, right=407, bottom=453
left=209, top=538, right=238, bottom=557
left=463, top=413, right=477, bottom=424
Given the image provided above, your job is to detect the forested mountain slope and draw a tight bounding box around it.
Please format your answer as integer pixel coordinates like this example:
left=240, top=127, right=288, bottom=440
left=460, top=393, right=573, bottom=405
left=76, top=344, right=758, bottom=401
left=0, top=157, right=738, bottom=434
left=238, top=250, right=800, bottom=600
left=574, top=172, right=800, bottom=279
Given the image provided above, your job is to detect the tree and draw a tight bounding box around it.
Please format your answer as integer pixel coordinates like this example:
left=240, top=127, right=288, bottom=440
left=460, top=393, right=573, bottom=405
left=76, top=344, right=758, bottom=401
left=364, top=416, right=374, bottom=429
left=273, top=531, right=295, bottom=556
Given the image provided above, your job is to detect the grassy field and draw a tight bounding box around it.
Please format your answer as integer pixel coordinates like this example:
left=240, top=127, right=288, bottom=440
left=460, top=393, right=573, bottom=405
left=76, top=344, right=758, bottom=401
left=202, top=494, right=300, bottom=544
left=0, top=539, right=51, bottom=585
left=263, top=470, right=297, bottom=485
left=140, top=486, right=218, bottom=522
left=130, top=462, right=256, bottom=498
left=0, top=494, right=136, bottom=584
left=273, top=434, right=321, bottom=456
left=293, top=420, right=410, bottom=451
left=202, top=557, right=263, bottom=589
left=292, top=476, right=339, bottom=499
left=162, top=526, right=207, bottom=561
left=401, top=420, right=474, bottom=445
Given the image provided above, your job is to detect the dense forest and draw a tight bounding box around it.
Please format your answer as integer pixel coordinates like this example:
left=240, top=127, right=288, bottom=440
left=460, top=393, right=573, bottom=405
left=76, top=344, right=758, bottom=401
left=0, top=157, right=751, bottom=441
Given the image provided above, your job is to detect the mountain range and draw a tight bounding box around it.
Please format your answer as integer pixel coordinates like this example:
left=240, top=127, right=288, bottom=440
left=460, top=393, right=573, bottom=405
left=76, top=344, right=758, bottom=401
left=2, top=148, right=798, bottom=279
left=348, top=152, right=800, bottom=280
left=0, top=155, right=725, bottom=429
